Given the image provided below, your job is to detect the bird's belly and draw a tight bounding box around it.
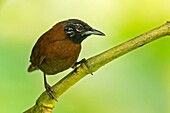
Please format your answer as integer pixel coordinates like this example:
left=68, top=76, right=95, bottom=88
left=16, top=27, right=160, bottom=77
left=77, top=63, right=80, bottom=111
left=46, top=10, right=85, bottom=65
left=40, top=55, right=78, bottom=75
left=39, top=42, right=81, bottom=75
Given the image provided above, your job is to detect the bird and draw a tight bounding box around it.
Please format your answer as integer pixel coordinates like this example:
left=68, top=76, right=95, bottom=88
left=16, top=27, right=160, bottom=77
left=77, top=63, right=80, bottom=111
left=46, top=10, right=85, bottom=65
left=27, top=19, right=105, bottom=100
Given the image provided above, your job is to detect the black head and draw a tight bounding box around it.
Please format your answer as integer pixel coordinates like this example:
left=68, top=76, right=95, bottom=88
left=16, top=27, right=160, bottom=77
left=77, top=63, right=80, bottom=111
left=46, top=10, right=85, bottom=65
left=64, top=19, right=105, bottom=44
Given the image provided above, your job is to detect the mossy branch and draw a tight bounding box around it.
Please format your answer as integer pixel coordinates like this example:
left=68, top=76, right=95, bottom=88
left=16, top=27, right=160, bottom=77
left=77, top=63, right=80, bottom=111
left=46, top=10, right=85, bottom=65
left=24, top=21, right=170, bottom=113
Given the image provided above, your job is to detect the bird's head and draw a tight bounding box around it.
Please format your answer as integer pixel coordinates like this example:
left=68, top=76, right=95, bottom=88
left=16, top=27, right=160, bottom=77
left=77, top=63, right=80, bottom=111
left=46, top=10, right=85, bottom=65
left=63, top=19, right=105, bottom=44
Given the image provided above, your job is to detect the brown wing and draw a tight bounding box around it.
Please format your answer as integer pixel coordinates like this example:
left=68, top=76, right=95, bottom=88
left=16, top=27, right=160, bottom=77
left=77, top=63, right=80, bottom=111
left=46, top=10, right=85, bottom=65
left=28, top=22, right=68, bottom=70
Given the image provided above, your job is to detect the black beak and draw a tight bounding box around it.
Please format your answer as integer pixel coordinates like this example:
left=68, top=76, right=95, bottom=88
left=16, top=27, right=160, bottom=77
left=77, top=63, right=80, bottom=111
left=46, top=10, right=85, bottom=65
left=82, top=29, right=105, bottom=36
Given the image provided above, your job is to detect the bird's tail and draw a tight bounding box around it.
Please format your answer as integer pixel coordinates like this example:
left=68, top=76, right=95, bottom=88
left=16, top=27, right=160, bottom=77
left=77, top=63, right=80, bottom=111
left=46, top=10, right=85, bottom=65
left=27, top=64, right=38, bottom=72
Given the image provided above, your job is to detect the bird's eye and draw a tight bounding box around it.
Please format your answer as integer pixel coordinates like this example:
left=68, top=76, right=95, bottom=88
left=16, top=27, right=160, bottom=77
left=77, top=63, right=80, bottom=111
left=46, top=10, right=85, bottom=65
left=75, top=24, right=84, bottom=32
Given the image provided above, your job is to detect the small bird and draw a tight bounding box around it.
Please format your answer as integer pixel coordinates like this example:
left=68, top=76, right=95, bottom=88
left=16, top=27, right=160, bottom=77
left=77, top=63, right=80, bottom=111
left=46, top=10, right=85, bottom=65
left=28, top=19, right=105, bottom=100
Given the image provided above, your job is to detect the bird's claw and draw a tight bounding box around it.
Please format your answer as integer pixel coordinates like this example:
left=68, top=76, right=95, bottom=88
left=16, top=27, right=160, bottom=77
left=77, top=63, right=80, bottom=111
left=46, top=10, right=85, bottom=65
left=81, top=59, right=93, bottom=75
left=45, top=83, right=58, bottom=101
left=73, top=58, right=93, bottom=75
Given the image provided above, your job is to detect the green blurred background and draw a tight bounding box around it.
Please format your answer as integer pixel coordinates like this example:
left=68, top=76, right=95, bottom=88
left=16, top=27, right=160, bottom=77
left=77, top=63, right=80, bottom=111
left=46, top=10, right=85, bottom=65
left=0, top=0, right=170, bottom=113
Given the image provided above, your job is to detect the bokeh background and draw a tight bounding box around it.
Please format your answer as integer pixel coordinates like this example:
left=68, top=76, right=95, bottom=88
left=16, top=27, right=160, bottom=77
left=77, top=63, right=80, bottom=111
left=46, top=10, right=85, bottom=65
left=0, top=0, right=170, bottom=113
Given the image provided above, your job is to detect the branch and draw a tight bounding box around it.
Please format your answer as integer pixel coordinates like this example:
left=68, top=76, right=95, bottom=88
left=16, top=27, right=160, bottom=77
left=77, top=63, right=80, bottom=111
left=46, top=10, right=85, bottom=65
left=24, top=21, right=170, bottom=113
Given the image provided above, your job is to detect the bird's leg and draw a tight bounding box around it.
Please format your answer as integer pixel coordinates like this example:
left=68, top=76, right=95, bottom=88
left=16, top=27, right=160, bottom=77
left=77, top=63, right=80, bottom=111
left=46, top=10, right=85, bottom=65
left=43, top=73, right=57, bottom=101
left=72, top=58, right=93, bottom=75
left=71, top=60, right=81, bottom=69
left=72, top=58, right=86, bottom=68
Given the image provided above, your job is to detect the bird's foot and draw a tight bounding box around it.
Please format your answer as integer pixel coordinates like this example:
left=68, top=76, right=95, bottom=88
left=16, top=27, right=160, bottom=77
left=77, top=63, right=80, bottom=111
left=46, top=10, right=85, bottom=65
left=72, top=58, right=93, bottom=75
left=45, top=83, right=58, bottom=101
